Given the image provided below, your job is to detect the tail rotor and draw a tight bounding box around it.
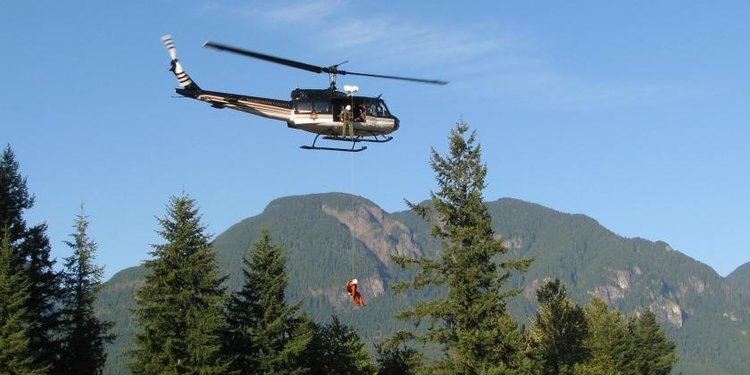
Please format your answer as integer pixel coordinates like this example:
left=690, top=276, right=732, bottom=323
left=162, top=34, right=178, bottom=60
left=161, top=34, right=200, bottom=91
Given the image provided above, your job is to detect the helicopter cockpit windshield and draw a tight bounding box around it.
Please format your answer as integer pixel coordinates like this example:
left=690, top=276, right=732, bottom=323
left=367, top=101, right=389, bottom=117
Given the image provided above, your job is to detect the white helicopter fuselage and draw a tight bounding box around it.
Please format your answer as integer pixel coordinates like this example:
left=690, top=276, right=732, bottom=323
left=161, top=34, right=410, bottom=151
left=183, top=88, right=399, bottom=138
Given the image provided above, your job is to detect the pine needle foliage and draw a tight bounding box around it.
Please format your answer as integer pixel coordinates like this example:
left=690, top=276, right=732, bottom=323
left=59, top=208, right=114, bottom=374
left=128, top=194, right=228, bottom=374
left=0, top=229, right=47, bottom=374
left=526, top=278, right=588, bottom=375
left=0, top=145, right=62, bottom=372
left=578, top=297, right=635, bottom=374
left=392, top=121, right=532, bottom=374
left=0, top=145, right=33, bottom=243
left=375, top=331, right=423, bottom=375
left=306, top=315, right=376, bottom=375
left=223, top=229, right=313, bottom=374
left=629, top=309, right=678, bottom=375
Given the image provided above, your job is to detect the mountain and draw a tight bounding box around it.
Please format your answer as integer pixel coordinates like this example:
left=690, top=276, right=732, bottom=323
left=727, top=262, right=750, bottom=296
left=96, top=193, right=750, bottom=374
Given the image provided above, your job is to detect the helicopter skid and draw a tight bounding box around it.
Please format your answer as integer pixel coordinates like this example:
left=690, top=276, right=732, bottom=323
left=300, top=145, right=367, bottom=152
left=301, top=133, right=367, bottom=152
left=323, top=135, right=393, bottom=143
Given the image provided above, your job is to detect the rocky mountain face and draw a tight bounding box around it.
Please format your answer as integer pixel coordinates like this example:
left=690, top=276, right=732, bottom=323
left=97, top=193, right=750, bottom=374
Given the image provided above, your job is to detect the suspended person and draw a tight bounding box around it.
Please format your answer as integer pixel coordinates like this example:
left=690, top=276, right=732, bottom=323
left=345, top=278, right=365, bottom=306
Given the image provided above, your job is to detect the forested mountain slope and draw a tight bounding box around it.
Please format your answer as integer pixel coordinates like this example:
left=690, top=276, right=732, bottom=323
left=727, top=262, right=750, bottom=296
left=97, top=193, right=750, bottom=374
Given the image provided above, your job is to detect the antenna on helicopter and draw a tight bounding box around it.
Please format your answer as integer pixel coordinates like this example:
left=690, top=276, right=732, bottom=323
left=343, top=85, right=359, bottom=96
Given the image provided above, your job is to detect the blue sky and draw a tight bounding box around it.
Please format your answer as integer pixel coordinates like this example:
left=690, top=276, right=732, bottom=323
left=2, top=1, right=748, bottom=278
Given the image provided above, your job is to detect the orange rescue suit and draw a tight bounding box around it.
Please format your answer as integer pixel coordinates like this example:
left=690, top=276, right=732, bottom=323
left=345, top=280, right=365, bottom=306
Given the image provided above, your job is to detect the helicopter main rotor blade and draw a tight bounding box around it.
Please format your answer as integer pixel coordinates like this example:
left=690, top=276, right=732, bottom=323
left=204, top=41, right=326, bottom=74
left=204, top=40, right=448, bottom=85
left=338, top=70, right=448, bottom=85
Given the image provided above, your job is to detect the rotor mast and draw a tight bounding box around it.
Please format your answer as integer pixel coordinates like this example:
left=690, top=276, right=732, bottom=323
left=327, top=60, right=348, bottom=90
left=328, top=72, right=338, bottom=90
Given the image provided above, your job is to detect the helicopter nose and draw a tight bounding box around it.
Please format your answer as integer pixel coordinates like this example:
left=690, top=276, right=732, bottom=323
left=393, top=117, right=400, bottom=132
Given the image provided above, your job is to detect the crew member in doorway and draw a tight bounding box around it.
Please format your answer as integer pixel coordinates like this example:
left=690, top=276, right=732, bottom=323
left=355, top=102, right=367, bottom=122
left=341, top=104, right=354, bottom=137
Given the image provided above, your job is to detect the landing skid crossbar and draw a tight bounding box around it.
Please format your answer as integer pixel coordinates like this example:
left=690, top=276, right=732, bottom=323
left=323, top=135, right=393, bottom=143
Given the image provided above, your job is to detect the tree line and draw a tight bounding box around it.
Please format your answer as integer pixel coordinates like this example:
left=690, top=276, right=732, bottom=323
left=1, top=146, right=111, bottom=374
left=1, top=121, right=677, bottom=375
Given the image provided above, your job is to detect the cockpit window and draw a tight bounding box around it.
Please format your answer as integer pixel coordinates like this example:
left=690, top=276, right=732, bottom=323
left=374, top=101, right=389, bottom=116
left=296, top=100, right=312, bottom=113
left=296, top=99, right=330, bottom=113
left=313, top=100, right=330, bottom=113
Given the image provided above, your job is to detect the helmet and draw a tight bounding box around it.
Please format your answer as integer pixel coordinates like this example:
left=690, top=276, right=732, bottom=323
left=352, top=278, right=358, bottom=284
left=345, top=105, right=351, bottom=110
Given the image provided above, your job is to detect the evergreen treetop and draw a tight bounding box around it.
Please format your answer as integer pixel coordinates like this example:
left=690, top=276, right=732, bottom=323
left=527, top=278, right=589, bottom=375
left=0, top=145, right=34, bottom=243
left=393, top=121, right=532, bottom=373
left=224, top=229, right=312, bottom=374
left=580, top=297, right=635, bottom=374
left=630, top=309, right=678, bottom=375
left=306, top=316, right=375, bottom=375
left=59, top=207, right=114, bottom=374
left=0, top=145, right=63, bottom=372
left=128, top=194, right=228, bottom=374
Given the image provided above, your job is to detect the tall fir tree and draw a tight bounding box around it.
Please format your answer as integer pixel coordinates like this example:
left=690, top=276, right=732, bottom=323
left=629, top=309, right=677, bottom=375
left=392, top=121, right=532, bottom=373
left=0, top=229, right=47, bottom=374
left=526, top=278, right=589, bottom=375
left=58, top=207, right=114, bottom=374
left=0, top=145, right=63, bottom=372
left=223, top=229, right=313, bottom=374
left=305, top=316, right=375, bottom=375
left=0, top=145, right=33, bottom=242
left=19, top=223, right=63, bottom=371
left=578, top=297, right=635, bottom=375
left=128, top=194, right=229, bottom=374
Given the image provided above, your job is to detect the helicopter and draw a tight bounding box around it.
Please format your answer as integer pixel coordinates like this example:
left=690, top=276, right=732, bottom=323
left=161, top=35, right=447, bottom=152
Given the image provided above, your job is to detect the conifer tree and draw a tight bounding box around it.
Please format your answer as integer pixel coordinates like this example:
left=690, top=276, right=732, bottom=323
left=58, top=207, right=114, bottom=374
left=223, top=229, right=312, bottom=374
left=629, top=309, right=677, bottom=375
left=128, top=194, right=228, bottom=374
left=392, top=121, right=532, bottom=373
left=579, top=297, right=635, bottom=374
left=375, top=332, right=422, bottom=375
left=0, top=145, right=33, bottom=242
left=19, top=223, right=63, bottom=370
left=0, top=230, right=47, bottom=374
left=527, top=278, right=588, bottom=375
left=306, top=316, right=375, bottom=375
left=0, top=145, right=63, bottom=372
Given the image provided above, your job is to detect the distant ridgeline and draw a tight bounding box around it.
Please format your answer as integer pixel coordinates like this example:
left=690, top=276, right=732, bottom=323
left=97, top=193, right=750, bottom=375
